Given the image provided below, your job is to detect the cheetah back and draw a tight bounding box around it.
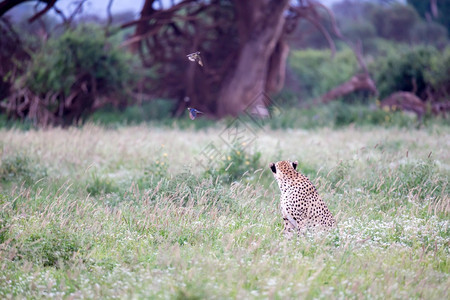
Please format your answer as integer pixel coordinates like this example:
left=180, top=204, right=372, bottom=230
left=270, top=160, right=335, bottom=233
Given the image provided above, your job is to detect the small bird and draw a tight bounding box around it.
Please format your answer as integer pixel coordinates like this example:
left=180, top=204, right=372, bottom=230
left=187, top=107, right=203, bottom=120
left=186, top=51, right=203, bottom=67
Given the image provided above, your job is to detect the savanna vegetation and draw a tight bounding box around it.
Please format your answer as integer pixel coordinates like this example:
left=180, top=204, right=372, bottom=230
left=0, top=0, right=449, bottom=125
left=0, top=121, right=448, bottom=298
left=0, top=0, right=449, bottom=298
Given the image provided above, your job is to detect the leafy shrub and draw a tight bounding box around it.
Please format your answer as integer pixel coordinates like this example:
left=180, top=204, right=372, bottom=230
left=289, top=49, right=358, bottom=100
left=10, top=25, right=138, bottom=125
left=0, top=153, right=47, bottom=185
left=371, top=45, right=450, bottom=103
left=425, top=48, right=450, bottom=101
left=24, top=25, right=135, bottom=97
left=363, top=38, right=410, bottom=57
left=370, top=46, right=438, bottom=99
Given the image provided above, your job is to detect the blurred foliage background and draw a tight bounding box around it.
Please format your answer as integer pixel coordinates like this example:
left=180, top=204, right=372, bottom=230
left=0, top=0, right=449, bottom=127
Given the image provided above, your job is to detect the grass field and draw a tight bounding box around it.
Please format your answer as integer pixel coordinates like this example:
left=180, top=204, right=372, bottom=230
left=0, top=122, right=448, bottom=299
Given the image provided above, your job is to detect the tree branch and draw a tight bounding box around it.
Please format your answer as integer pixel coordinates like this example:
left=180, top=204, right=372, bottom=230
left=313, top=1, right=369, bottom=73
left=28, top=0, right=57, bottom=23
left=0, top=0, right=34, bottom=18
left=105, top=0, right=114, bottom=36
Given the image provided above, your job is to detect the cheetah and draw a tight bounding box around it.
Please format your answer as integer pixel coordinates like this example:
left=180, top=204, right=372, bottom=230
left=269, top=160, right=335, bottom=238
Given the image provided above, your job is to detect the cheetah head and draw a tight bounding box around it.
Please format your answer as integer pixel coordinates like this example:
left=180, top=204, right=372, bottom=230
left=269, top=160, right=298, bottom=185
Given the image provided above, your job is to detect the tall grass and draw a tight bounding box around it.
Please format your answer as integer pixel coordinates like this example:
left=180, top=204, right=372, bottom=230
left=0, top=124, right=448, bottom=298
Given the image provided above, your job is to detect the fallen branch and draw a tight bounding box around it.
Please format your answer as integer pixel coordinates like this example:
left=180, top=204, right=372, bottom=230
left=313, top=73, right=377, bottom=105
left=380, top=91, right=450, bottom=118
left=379, top=92, right=426, bottom=117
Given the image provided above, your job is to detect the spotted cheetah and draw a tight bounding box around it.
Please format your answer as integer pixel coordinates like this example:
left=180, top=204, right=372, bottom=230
left=269, top=160, right=335, bottom=238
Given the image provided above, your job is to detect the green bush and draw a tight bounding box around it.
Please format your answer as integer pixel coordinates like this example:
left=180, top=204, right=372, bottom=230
left=9, top=24, right=138, bottom=125
left=362, top=38, right=410, bottom=57
left=289, top=49, right=358, bottom=100
left=371, top=45, right=450, bottom=102
left=370, top=46, right=438, bottom=99
left=23, top=25, right=135, bottom=97
left=425, top=48, right=450, bottom=101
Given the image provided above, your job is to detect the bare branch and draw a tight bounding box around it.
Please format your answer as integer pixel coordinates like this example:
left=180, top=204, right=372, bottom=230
left=304, top=14, right=336, bottom=57
left=0, top=0, right=33, bottom=17
left=313, top=1, right=369, bottom=73
left=120, top=0, right=201, bottom=30
left=66, top=0, right=87, bottom=25
left=310, top=73, right=377, bottom=107
left=105, top=0, right=114, bottom=36
left=288, top=3, right=337, bottom=57
left=106, top=0, right=113, bottom=23
left=52, top=5, right=68, bottom=24
left=29, top=0, right=57, bottom=23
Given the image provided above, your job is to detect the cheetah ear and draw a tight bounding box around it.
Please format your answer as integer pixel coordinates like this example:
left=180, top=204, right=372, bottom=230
left=292, top=161, right=298, bottom=170
left=269, top=163, right=276, bottom=173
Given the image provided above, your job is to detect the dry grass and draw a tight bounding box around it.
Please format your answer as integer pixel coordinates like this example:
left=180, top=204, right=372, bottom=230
left=0, top=123, right=448, bottom=299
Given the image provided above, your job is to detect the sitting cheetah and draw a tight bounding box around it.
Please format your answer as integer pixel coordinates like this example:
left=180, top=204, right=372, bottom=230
left=269, top=160, right=335, bottom=238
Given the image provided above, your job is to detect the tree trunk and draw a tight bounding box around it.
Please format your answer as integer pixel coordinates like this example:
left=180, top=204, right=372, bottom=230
left=216, top=0, right=290, bottom=117
left=266, top=39, right=290, bottom=94
left=129, top=0, right=155, bottom=54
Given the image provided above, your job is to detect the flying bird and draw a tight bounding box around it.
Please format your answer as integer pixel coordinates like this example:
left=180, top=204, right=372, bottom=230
left=187, top=107, right=203, bottom=120
left=186, top=51, right=203, bottom=67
